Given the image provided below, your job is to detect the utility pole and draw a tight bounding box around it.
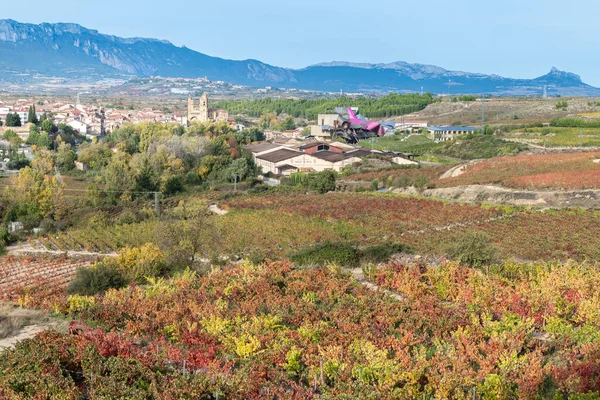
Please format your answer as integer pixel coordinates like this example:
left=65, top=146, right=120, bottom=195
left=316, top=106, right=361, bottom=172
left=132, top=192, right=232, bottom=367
left=233, top=173, right=238, bottom=192
left=481, top=94, right=485, bottom=134
left=154, top=192, right=160, bottom=216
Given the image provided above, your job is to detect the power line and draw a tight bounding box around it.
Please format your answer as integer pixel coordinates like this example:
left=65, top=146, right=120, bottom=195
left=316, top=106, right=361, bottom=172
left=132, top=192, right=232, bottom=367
left=0, top=183, right=162, bottom=214
left=0, top=183, right=159, bottom=195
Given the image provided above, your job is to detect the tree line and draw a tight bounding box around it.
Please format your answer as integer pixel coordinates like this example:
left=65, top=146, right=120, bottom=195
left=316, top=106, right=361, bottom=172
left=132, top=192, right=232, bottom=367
left=213, top=93, right=437, bottom=121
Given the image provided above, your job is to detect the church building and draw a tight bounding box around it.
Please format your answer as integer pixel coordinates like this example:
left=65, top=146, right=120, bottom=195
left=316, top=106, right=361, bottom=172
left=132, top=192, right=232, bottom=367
left=187, top=93, right=229, bottom=123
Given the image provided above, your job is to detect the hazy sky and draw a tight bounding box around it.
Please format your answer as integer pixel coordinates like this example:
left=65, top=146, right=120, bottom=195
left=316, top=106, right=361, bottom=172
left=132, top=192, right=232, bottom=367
left=5, top=0, right=600, bottom=85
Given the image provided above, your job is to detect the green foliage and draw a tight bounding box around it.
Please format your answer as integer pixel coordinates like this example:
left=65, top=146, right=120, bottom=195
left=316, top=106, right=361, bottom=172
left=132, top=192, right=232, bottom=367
left=556, top=100, right=568, bottom=111
left=283, top=347, right=304, bottom=377
left=277, top=115, right=296, bottom=131
left=55, top=141, right=77, bottom=173
left=291, top=242, right=360, bottom=267
left=27, top=105, right=39, bottom=125
left=359, top=134, right=439, bottom=154
left=2, top=129, right=17, bottom=141
left=359, top=242, right=412, bottom=263
left=161, top=175, right=184, bottom=195
left=40, top=119, right=54, bottom=133
left=370, top=179, right=379, bottom=191
left=434, top=134, right=527, bottom=160
left=288, top=170, right=337, bottom=194
left=550, top=117, right=600, bottom=128
left=446, top=231, right=497, bottom=268
left=290, top=241, right=410, bottom=267
left=214, top=93, right=435, bottom=120
left=0, top=226, right=9, bottom=255
left=290, top=170, right=337, bottom=194
left=5, top=112, right=21, bottom=127
left=67, top=263, right=127, bottom=296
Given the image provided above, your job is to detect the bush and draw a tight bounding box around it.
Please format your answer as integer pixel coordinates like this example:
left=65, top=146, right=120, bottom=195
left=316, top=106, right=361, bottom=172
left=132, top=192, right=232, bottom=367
left=446, top=231, right=497, bottom=268
left=305, top=170, right=337, bottom=194
left=360, top=243, right=412, bottom=263
left=290, top=242, right=360, bottom=267
left=248, top=183, right=269, bottom=194
left=0, top=226, right=9, bottom=255
left=112, top=243, right=168, bottom=283
left=67, top=263, right=127, bottom=295
left=162, top=175, right=184, bottom=195
left=370, top=179, right=379, bottom=191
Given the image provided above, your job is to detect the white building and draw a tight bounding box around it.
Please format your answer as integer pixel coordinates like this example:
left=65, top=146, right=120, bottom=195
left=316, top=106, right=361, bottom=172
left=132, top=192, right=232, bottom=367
left=67, top=120, right=89, bottom=135
left=427, top=126, right=476, bottom=142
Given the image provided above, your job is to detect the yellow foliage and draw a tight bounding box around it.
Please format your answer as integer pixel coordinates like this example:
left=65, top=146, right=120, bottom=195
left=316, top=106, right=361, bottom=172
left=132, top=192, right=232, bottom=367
left=113, top=243, right=165, bottom=282
left=67, top=295, right=95, bottom=314
left=230, top=334, right=261, bottom=359
left=201, top=315, right=232, bottom=336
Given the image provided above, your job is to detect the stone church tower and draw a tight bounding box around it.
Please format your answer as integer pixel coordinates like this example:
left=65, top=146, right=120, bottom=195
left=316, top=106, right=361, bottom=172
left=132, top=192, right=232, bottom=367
left=188, top=93, right=209, bottom=123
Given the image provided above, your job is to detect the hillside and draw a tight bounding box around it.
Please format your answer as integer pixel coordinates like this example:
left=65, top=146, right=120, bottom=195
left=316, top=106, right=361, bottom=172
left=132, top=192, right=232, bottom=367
left=2, top=19, right=600, bottom=96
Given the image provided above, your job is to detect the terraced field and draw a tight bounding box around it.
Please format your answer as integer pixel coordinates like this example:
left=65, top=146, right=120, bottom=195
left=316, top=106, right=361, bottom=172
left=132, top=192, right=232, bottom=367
left=0, top=257, right=94, bottom=301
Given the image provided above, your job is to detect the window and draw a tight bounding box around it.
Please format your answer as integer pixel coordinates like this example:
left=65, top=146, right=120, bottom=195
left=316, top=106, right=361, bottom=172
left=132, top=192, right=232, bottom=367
left=317, top=145, right=330, bottom=152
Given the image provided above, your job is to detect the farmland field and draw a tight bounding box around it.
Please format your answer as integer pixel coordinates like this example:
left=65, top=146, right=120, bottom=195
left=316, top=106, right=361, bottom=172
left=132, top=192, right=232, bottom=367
left=438, top=151, right=600, bottom=190
left=0, top=256, right=94, bottom=301
left=358, top=134, right=439, bottom=154
left=505, top=127, right=600, bottom=147
left=4, top=260, right=600, bottom=398
left=30, top=192, right=600, bottom=263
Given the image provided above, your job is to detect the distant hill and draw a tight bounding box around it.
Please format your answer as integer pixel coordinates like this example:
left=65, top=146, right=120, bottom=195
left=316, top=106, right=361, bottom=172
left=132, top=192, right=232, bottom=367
left=1, top=19, right=599, bottom=96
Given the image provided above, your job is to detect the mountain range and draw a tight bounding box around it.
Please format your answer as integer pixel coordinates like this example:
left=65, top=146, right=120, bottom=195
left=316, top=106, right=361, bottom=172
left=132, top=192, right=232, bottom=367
left=1, top=19, right=599, bottom=96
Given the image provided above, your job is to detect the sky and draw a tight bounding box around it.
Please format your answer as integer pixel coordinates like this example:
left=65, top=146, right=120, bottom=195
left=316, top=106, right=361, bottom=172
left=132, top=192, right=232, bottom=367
left=5, top=0, right=600, bottom=85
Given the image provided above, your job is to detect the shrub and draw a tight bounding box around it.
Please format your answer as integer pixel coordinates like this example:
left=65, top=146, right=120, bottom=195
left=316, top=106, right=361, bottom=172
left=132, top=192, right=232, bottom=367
left=360, top=243, right=412, bottom=263
left=370, top=179, right=379, bottom=191
left=446, top=231, right=497, bottom=268
left=305, top=170, right=337, bottom=194
left=162, top=175, right=184, bottom=195
left=67, top=263, right=127, bottom=295
left=0, top=226, right=9, bottom=255
left=112, top=243, right=168, bottom=283
left=290, top=242, right=360, bottom=267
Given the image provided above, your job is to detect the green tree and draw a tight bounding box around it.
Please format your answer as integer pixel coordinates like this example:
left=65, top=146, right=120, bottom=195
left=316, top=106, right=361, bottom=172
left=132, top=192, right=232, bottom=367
left=278, top=116, right=296, bottom=131
left=227, top=157, right=251, bottom=182
left=5, top=113, right=21, bottom=127
left=303, top=170, right=337, bottom=194
left=103, top=150, right=134, bottom=198
left=77, top=139, right=112, bottom=170
left=27, top=105, right=39, bottom=125
left=3, top=129, right=17, bottom=141
left=26, top=125, right=41, bottom=146
left=41, top=119, right=54, bottom=133
left=55, top=141, right=77, bottom=173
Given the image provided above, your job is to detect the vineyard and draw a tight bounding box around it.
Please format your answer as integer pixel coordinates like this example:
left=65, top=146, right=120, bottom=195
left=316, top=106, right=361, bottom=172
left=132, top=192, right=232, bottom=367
left=28, top=221, right=158, bottom=254
left=223, top=193, right=600, bottom=262
left=438, top=151, right=600, bottom=190
left=0, top=256, right=94, bottom=301
left=223, top=193, right=506, bottom=233
left=3, top=260, right=600, bottom=398
left=506, top=127, right=600, bottom=147
left=25, top=192, right=600, bottom=263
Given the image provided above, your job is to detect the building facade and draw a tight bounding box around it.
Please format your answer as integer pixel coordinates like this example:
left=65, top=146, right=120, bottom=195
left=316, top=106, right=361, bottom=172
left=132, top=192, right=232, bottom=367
left=187, top=93, right=229, bottom=123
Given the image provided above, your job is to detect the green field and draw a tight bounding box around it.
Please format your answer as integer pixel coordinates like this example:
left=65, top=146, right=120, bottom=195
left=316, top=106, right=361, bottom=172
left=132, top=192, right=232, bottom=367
left=506, top=127, right=600, bottom=147
left=359, top=134, right=439, bottom=153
